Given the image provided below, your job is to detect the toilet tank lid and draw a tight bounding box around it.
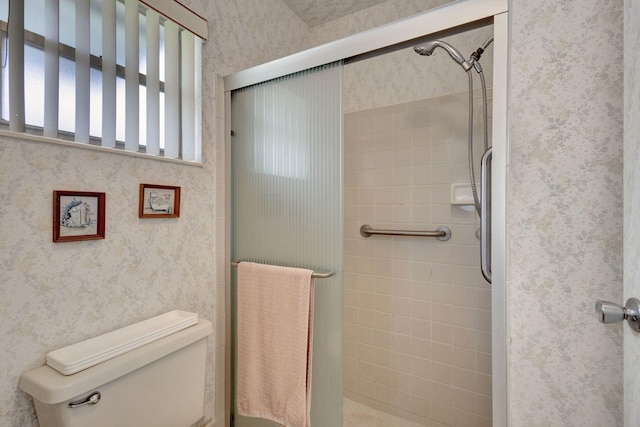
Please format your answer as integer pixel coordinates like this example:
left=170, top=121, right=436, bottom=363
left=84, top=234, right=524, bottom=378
left=46, top=310, right=198, bottom=375
left=19, top=318, right=213, bottom=404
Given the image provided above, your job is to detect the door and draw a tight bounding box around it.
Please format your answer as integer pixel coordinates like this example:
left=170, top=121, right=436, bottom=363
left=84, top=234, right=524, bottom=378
left=624, top=1, right=640, bottom=422
left=230, top=62, right=344, bottom=427
left=598, top=3, right=640, bottom=423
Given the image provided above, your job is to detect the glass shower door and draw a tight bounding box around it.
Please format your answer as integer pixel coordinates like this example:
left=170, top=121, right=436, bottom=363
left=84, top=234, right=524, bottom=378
left=230, top=62, right=344, bottom=427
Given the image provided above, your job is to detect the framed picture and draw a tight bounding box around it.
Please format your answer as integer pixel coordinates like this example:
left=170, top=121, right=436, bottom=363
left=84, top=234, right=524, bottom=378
left=53, top=191, right=106, bottom=243
left=139, top=184, right=181, bottom=218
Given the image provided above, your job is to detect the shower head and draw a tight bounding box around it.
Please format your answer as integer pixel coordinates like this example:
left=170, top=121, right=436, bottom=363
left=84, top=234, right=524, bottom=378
left=413, top=40, right=472, bottom=72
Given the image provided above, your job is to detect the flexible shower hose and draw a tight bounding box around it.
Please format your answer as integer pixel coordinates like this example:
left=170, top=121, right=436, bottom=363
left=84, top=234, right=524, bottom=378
left=466, top=65, right=489, bottom=218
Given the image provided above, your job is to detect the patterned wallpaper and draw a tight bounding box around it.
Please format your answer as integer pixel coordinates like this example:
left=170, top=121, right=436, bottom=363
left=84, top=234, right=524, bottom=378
left=507, top=0, right=624, bottom=425
left=0, top=1, right=311, bottom=426
left=306, top=0, right=492, bottom=113
left=310, top=0, right=452, bottom=45
left=343, top=25, right=493, bottom=113
left=282, top=0, right=389, bottom=27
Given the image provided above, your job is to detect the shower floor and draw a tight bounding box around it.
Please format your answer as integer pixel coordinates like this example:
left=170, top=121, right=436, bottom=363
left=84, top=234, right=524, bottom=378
left=343, top=398, right=449, bottom=427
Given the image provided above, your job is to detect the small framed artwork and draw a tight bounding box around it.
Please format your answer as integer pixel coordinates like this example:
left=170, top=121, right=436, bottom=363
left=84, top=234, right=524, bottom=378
left=53, top=191, right=106, bottom=243
left=139, top=184, right=181, bottom=218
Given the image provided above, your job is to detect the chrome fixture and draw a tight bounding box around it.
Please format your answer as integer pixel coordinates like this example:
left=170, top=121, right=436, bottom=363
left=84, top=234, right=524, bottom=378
left=413, top=41, right=472, bottom=71
left=413, top=36, right=494, bottom=283
left=68, top=391, right=101, bottom=408
left=360, top=225, right=451, bottom=241
left=231, top=261, right=335, bottom=279
left=481, top=148, right=492, bottom=282
left=595, top=298, right=640, bottom=332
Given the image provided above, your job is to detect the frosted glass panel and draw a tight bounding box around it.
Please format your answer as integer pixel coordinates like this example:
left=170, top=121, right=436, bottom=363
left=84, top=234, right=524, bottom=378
left=231, top=61, right=344, bottom=427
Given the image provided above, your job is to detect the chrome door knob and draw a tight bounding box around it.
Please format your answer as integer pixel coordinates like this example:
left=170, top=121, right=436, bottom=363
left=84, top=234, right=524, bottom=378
left=596, top=300, right=627, bottom=323
left=595, top=298, right=640, bottom=332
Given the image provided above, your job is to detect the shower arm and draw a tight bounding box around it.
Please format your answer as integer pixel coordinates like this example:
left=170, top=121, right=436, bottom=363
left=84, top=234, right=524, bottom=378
left=469, top=35, right=494, bottom=71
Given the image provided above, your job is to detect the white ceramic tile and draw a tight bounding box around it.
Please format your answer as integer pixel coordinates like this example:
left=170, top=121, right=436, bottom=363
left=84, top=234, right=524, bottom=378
left=393, top=277, right=413, bottom=298
left=375, top=168, right=394, bottom=186
left=393, top=129, right=413, bottom=149
left=345, top=322, right=359, bottom=341
left=411, top=280, right=431, bottom=301
left=374, top=293, right=393, bottom=313
left=452, top=347, right=476, bottom=371
left=375, top=312, right=393, bottom=331
left=358, top=326, right=376, bottom=346
left=452, top=327, right=476, bottom=350
left=343, top=88, right=489, bottom=425
left=412, top=127, right=432, bottom=147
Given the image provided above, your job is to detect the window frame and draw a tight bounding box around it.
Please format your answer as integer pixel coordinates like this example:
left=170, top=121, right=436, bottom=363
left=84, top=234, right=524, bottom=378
left=0, top=0, right=207, bottom=164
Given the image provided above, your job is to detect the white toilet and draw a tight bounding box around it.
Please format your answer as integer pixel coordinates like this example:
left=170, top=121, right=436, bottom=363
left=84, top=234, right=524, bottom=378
left=19, top=311, right=213, bottom=427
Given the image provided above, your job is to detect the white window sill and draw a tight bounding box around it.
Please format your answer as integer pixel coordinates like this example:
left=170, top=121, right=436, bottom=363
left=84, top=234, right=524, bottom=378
left=0, top=128, right=203, bottom=167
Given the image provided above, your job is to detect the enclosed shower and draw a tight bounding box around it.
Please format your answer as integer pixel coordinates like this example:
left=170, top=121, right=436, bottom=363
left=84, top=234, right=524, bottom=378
left=226, top=5, right=505, bottom=425
left=342, top=25, right=494, bottom=426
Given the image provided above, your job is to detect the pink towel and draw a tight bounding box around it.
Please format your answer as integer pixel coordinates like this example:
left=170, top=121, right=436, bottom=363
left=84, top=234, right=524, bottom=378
left=236, top=262, right=315, bottom=427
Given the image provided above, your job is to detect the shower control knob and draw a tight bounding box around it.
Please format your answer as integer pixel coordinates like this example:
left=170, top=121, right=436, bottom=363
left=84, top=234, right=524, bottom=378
left=595, top=298, right=640, bottom=331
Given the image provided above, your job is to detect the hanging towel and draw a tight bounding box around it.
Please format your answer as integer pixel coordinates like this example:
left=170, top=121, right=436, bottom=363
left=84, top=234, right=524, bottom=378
left=236, top=262, right=315, bottom=427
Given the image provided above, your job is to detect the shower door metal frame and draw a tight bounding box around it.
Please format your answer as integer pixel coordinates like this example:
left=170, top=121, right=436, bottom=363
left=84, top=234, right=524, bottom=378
left=224, top=0, right=509, bottom=425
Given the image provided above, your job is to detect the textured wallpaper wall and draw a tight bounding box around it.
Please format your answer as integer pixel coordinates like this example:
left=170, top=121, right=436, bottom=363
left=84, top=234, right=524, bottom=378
left=0, top=1, right=311, bottom=426
left=310, top=0, right=452, bottom=46
left=343, top=25, right=493, bottom=114
left=508, top=0, right=624, bottom=425
left=310, top=0, right=494, bottom=114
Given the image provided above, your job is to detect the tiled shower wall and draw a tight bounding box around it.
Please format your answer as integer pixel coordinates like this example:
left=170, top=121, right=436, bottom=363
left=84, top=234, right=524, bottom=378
left=343, top=91, right=492, bottom=427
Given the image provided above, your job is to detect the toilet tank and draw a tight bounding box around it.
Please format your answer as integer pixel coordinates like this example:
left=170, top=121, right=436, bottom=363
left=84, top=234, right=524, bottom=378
left=19, top=312, right=213, bottom=427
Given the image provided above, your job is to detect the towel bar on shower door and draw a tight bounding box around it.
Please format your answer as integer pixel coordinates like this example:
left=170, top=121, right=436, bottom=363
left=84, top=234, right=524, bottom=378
left=359, top=225, right=451, bottom=241
left=230, top=261, right=335, bottom=279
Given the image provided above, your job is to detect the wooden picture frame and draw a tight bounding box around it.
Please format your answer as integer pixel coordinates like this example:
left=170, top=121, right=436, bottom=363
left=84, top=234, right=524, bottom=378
left=53, top=191, right=106, bottom=242
left=139, top=184, right=181, bottom=218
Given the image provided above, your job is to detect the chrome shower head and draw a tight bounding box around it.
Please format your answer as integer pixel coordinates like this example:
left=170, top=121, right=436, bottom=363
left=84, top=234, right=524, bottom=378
left=413, top=43, right=438, bottom=56
left=413, top=40, right=472, bottom=72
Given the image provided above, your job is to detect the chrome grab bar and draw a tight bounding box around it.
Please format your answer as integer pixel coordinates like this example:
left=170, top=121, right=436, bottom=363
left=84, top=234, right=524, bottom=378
left=231, top=261, right=335, bottom=279
left=481, top=147, right=492, bottom=283
left=359, top=224, right=451, bottom=241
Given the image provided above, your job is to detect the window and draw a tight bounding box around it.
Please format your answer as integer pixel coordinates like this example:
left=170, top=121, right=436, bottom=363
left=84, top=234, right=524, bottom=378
left=0, top=0, right=207, bottom=161
left=252, top=85, right=310, bottom=180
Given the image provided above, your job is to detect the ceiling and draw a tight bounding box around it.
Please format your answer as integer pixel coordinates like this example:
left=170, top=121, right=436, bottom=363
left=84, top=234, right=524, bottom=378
left=281, top=0, right=390, bottom=27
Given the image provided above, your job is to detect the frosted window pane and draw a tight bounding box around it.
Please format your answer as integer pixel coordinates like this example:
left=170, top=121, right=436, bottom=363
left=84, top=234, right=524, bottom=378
left=59, top=0, right=75, bottom=48
left=159, top=91, right=165, bottom=148
left=1, top=63, right=8, bottom=122
left=137, top=86, right=165, bottom=147
left=90, top=0, right=102, bottom=57
left=139, top=12, right=146, bottom=74
left=58, top=56, right=75, bottom=133
left=159, top=25, right=165, bottom=82
left=116, top=76, right=125, bottom=141
left=115, top=1, right=125, bottom=66
left=24, top=0, right=44, bottom=35
left=139, top=84, right=145, bottom=144
left=24, top=45, right=44, bottom=127
left=0, top=1, right=7, bottom=21
left=252, top=88, right=309, bottom=179
left=90, top=67, right=102, bottom=137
